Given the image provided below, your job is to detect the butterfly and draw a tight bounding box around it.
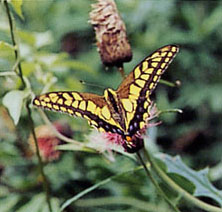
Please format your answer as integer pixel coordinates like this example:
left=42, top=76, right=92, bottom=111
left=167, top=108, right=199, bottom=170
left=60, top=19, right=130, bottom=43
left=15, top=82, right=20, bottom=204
left=33, top=45, right=179, bottom=153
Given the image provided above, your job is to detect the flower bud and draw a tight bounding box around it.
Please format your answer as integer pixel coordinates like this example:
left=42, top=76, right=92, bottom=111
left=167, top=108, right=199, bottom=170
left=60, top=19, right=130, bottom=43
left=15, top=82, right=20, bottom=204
left=89, top=0, right=132, bottom=67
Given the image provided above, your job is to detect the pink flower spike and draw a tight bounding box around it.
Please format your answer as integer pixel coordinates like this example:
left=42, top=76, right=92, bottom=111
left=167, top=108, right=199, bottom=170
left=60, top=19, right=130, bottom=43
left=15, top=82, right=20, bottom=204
left=87, top=130, right=124, bottom=152
left=102, top=132, right=123, bottom=146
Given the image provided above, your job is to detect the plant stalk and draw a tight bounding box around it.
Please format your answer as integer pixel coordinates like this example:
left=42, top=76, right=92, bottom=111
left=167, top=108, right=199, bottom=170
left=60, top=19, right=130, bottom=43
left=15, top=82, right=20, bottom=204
left=4, top=1, right=52, bottom=211
left=4, top=0, right=25, bottom=88
left=117, top=64, right=126, bottom=79
left=136, top=151, right=181, bottom=212
left=143, top=149, right=222, bottom=212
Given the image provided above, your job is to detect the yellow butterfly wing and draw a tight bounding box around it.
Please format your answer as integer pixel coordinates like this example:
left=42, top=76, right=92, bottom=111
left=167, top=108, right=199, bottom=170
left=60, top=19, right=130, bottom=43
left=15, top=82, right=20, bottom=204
left=117, top=44, right=179, bottom=135
left=33, top=91, right=124, bottom=135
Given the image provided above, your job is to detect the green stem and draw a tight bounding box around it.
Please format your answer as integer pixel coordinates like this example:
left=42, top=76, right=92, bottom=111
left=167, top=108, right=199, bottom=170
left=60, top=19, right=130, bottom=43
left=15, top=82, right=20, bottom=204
left=159, top=79, right=180, bottom=88
left=136, top=151, right=180, bottom=212
left=0, top=72, right=17, bottom=76
left=60, top=165, right=142, bottom=211
left=143, top=149, right=222, bottom=212
left=4, top=1, right=52, bottom=211
left=209, top=162, right=222, bottom=182
left=158, top=108, right=183, bottom=116
left=4, top=0, right=25, bottom=88
left=117, top=64, right=125, bottom=79
left=26, top=103, right=52, bottom=212
left=75, top=196, right=167, bottom=211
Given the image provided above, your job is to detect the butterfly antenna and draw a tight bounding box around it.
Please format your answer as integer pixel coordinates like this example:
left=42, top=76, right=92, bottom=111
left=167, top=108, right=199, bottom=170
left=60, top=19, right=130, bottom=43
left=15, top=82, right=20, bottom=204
left=79, top=80, right=105, bottom=89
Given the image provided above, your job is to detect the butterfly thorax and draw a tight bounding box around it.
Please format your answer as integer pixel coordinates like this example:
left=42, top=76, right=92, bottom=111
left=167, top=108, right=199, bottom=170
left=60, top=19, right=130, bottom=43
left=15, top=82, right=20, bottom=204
left=103, top=88, right=145, bottom=153
left=104, top=88, right=126, bottom=131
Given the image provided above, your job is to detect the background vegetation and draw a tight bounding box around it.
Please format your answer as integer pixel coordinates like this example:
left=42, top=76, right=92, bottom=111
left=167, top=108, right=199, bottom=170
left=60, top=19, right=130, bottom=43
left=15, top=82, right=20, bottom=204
left=1, top=0, right=222, bottom=211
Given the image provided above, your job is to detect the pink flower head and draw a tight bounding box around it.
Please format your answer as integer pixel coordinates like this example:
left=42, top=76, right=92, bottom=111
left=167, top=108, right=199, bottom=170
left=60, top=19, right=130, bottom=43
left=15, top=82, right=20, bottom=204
left=29, top=121, right=72, bottom=162
left=35, top=135, right=60, bottom=162
left=102, top=132, right=123, bottom=146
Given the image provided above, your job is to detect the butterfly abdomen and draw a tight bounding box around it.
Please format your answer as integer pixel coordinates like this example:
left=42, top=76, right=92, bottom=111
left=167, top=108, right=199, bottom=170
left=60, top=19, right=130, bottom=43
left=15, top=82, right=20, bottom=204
left=123, top=134, right=144, bottom=153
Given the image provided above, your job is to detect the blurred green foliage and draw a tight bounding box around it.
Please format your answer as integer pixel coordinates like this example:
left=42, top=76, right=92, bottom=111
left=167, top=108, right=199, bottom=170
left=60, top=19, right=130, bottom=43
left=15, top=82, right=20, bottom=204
left=1, top=0, right=222, bottom=211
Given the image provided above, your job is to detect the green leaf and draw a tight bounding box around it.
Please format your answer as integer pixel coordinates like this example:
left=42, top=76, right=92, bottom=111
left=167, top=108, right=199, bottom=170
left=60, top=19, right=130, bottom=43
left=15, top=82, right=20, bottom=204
left=2, top=90, right=26, bottom=125
left=168, top=173, right=195, bottom=194
left=21, top=61, right=37, bottom=77
left=157, top=153, right=222, bottom=206
left=42, top=198, right=60, bottom=212
left=10, top=0, right=24, bottom=19
left=0, top=142, right=20, bottom=166
left=17, top=30, right=35, bottom=46
left=17, top=193, right=45, bottom=212
left=0, top=195, right=20, bottom=212
left=0, top=41, right=15, bottom=58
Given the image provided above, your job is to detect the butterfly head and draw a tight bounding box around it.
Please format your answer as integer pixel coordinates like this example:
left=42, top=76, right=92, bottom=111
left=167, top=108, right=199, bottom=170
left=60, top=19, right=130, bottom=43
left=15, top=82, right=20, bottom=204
left=122, top=134, right=144, bottom=153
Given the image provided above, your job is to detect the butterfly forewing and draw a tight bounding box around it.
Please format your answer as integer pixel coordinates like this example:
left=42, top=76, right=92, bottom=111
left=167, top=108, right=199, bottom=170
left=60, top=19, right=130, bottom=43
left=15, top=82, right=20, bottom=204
left=33, top=91, right=124, bottom=134
left=117, top=45, right=179, bottom=135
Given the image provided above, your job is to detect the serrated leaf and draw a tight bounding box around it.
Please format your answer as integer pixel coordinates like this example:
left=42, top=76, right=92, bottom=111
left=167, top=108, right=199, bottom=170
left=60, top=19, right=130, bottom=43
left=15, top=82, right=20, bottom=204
left=10, top=0, right=24, bottom=19
left=157, top=153, right=222, bottom=206
left=2, top=90, right=26, bottom=125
